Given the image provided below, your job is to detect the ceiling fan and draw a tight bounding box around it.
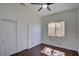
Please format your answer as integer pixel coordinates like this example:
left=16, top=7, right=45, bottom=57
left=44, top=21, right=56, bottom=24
left=20, top=3, right=54, bottom=12
left=31, top=3, right=54, bottom=12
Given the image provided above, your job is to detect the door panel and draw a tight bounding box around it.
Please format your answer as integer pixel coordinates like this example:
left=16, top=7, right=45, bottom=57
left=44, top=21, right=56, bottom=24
left=17, top=23, right=27, bottom=52
left=28, top=24, right=41, bottom=49
left=0, top=22, right=2, bottom=56
left=1, top=20, right=16, bottom=56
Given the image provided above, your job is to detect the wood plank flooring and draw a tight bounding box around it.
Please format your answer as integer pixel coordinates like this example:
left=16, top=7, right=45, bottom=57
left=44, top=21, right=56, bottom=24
left=12, top=43, right=78, bottom=56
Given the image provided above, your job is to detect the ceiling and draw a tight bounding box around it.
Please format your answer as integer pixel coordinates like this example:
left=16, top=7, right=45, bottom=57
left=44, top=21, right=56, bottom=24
left=3, top=3, right=79, bottom=17
left=28, top=3, right=79, bottom=17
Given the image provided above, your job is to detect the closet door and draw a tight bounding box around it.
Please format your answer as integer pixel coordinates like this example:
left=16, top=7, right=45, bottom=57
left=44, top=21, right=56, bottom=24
left=28, top=24, right=41, bottom=49
left=1, top=20, right=16, bottom=56
left=0, top=22, right=2, bottom=55
left=17, top=23, right=27, bottom=52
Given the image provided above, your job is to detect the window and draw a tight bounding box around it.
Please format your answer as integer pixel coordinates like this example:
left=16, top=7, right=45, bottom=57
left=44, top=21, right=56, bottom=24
left=48, top=23, right=55, bottom=36
left=48, top=22, right=65, bottom=37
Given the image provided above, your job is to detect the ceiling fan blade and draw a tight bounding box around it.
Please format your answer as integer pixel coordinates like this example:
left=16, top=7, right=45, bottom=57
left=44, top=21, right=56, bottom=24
left=47, top=3, right=54, bottom=5
left=31, top=3, right=43, bottom=5
left=38, top=7, right=43, bottom=12
left=47, top=7, right=51, bottom=11
left=20, top=3, right=26, bottom=6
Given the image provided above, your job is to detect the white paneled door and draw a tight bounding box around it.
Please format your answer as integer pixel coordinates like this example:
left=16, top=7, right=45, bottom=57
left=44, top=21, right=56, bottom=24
left=0, top=22, right=2, bottom=55
left=28, top=24, right=41, bottom=49
left=1, top=20, right=16, bottom=56
left=17, top=23, right=27, bottom=52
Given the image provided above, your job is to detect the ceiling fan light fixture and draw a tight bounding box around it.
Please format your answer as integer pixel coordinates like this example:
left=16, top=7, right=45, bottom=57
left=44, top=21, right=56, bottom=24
left=42, top=4, right=47, bottom=8
left=31, top=3, right=54, bottom=12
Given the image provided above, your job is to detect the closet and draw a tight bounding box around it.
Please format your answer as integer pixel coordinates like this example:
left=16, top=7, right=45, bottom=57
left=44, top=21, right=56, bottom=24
left=0, top=19, right=40, bottom=56
left=17, top=23, right=41, bottom=50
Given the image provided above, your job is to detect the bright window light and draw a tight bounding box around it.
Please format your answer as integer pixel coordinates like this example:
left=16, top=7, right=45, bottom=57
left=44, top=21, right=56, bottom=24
left=48, top=22, right=65, bottom=37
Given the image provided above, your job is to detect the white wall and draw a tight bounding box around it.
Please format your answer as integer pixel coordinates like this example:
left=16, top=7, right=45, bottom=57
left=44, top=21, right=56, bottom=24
left=0, top=3, right=41, bottom=24
left=41, top=8, right=78, bottom=51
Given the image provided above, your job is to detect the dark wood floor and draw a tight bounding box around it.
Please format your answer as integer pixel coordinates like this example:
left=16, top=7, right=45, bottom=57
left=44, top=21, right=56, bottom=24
left=12, top=43, right=78, bottom=56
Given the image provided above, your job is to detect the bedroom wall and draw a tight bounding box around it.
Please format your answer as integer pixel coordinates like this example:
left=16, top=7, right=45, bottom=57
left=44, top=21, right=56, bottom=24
left=0, top=3, right=41, bottom=24
left=41, top=8, right=78, bottom=51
